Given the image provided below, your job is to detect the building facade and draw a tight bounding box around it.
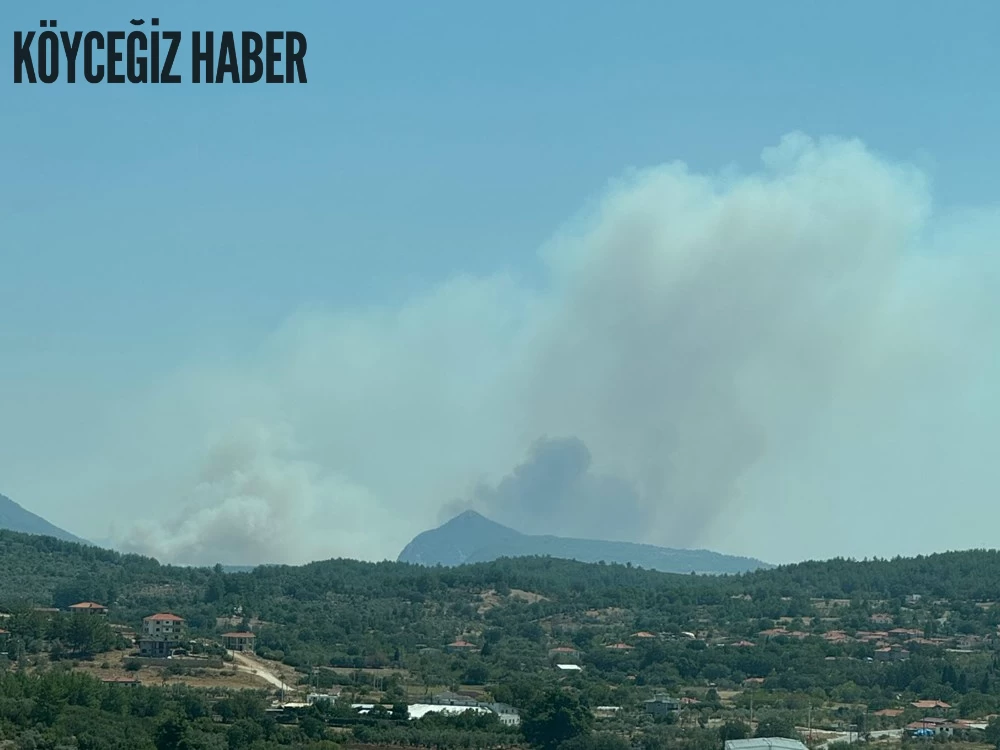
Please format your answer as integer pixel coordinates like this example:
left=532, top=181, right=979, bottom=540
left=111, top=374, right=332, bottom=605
left=222, top=631, right=257, bottom=652
left=644, top=694, right=681, bottom=717
left=139, top=613, right=185, bottom=657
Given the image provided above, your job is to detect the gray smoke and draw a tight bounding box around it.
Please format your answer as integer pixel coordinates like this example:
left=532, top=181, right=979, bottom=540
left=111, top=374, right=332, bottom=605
left=444, top=436, right=651, bottom=541
left=75, top=133, right=1000, bottom=564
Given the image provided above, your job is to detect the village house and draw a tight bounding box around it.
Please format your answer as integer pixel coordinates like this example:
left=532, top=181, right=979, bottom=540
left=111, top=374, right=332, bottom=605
left=306, top=689, right=341, bottom=706
left=483, top=702, right=521, bottom=726
left=445, top=639, right=478, bottom=654
left=221, top=631, right=256, bottom=652
left=432, top=691, right=479, bottom=707
left=606, top=642, right=634, bottom=651
left=644, top=694, right=681, bottom=717
left=68, top=602, right=108, bottom=616
left=875, top=645, right=910, bottom=662
left=139, top=613, right=185, bottom=657
left=906, top=717, right=955, bottom=737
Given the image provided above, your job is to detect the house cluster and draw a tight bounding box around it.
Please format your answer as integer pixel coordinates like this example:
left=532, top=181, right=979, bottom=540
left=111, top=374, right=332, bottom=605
left=904, top=716, right=990, bottom=737
left=134, top=612, right=257, bottom=657
left=871, top=700, right=995, bottom=738
left=748, top=621, right=985, bottom=657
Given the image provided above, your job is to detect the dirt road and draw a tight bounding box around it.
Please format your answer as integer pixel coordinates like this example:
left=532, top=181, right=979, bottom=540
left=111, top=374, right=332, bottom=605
left=230, top=651, right=297, bottom=693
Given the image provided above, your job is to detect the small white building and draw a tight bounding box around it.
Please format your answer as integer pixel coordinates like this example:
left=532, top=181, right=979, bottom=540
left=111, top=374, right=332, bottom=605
left=556, top=663, right=582, bottom=672
left=408, top=704, right=491, bottom=720
left=307, top=693, right=338, bottom=706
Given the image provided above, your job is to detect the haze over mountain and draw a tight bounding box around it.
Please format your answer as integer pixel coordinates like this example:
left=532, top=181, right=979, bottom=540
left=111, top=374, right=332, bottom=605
left=0, top=492, right=89, bottom=545
left=398, top=510, right=771, bottom=575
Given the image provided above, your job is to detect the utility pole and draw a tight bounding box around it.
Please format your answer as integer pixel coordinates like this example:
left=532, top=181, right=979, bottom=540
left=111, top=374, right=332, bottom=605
left=809, top=703, right=813, bottom=744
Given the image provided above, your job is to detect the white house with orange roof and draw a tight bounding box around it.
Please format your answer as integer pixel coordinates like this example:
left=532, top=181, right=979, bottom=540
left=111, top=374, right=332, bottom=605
left=139, top=613, right=185, bottom=657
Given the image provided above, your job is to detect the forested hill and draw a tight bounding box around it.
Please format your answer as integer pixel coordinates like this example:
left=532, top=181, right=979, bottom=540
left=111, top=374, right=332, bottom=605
left=6, top=527, right=1000, bottom=700
left=4, top=527, right=1000, bottom=606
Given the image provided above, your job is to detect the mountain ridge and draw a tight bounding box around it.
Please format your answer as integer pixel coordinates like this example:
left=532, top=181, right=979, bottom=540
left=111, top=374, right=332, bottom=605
left=398, top=510, right=772, bottom=574
left=0, top=491, right=89, bottom=545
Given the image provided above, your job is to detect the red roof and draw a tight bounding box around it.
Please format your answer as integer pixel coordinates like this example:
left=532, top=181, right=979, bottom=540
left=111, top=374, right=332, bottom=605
left=222, top=632, right=256, bottom=638
left=69, top=602, right=106, bottom=609
left=448, top=640, right=475, bottom=647
left=912, top=700, right=951, bottom=709
left=144, top=613, right=183, bottom=621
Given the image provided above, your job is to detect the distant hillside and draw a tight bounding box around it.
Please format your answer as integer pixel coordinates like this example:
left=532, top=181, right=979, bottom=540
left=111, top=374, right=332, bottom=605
left=0, top=492, right=89, bottom=545
left=398, top=510, right=772, bottom=574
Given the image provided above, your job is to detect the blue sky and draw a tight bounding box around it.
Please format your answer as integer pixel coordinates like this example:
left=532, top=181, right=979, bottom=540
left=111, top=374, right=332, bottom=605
left=2, top=1, right=1000, bottom=565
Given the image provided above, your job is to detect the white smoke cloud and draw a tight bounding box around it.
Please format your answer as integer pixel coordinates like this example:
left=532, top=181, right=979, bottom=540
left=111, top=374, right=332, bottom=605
left=75, top=133, right=1000, bottom=565
left=116, top=425, right=379, bottom=566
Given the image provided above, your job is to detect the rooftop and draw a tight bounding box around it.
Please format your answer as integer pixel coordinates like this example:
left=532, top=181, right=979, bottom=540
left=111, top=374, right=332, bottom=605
left=725, top=739, right=809, bottom=750
left=144, top=613, right=184, bottom=621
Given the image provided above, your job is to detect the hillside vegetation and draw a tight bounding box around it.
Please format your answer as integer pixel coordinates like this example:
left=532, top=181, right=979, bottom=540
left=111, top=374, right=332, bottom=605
left=5, top=529, right=1000, bottom=749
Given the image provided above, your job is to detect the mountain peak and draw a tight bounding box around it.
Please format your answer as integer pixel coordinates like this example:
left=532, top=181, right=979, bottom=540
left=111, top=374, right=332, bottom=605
left=443, top=509, right=508, bottom=529
left=0, top=492, right=89, bottom=545
left=399, top=511, right=771, bottom=575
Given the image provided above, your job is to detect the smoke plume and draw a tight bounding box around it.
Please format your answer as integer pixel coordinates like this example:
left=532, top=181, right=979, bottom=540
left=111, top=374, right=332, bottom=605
left=76, top=133, right=1000, bottom=564
left=443, top=436, right=651, bottom=542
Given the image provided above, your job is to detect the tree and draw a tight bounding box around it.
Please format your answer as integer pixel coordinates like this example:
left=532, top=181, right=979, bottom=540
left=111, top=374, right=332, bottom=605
left=522, top=689, right=593, bottom=750
left=754, top=717, right=800, bottom=740
left=720, top=721, right=751, bottom=742
left=561, top=733, right=631, bottom=750
left=984, top=716, right=1000, bottom=746
left=154, top=716, right=189, bottom=750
